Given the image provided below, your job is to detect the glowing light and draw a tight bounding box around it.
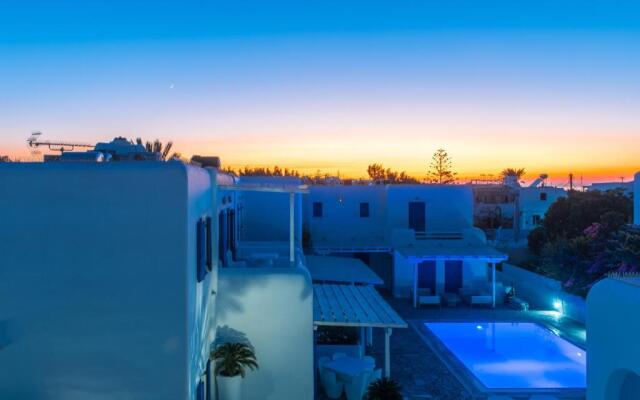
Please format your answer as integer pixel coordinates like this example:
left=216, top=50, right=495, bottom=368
left=553, top=300, right=563, bottom=312
left=476, top=325, right=483, bottom=330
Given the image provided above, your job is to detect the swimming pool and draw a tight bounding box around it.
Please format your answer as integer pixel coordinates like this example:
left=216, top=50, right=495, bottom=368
left=424, top=322, right=586, bottom=390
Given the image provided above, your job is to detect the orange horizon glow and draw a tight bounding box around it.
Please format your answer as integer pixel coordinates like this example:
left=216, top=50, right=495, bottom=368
left=4, top=136, right=637, bottom=186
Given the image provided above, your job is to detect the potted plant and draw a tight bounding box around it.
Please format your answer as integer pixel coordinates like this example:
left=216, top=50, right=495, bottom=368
left=211, top=342, right=258, bottom=400
left=366, top=377, right=403, bottom=400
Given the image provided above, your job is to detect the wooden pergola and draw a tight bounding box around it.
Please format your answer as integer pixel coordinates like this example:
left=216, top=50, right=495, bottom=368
left=313, top=283, right=407, bottom=378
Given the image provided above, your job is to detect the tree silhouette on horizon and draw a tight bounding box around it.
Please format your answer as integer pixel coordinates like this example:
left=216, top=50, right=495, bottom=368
left=426, top=148, right=457, bottom=184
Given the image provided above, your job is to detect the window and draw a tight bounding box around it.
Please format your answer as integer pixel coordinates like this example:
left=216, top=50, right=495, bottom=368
left=313, top=202, right=323, bottom=217
left=218, top=211, right=225, bottom=265
left=205, top=359, right=212, bottom=400
left=197, top=219, right=207, bottom=282
left=197, top=216, right=213, bottom=282
left=540, top=192, right=547, bottom=201
left=205, top=216, right=212, bottom=271
left=359, top=202, right=370, bottom=218
left=196, top=379, right=205, bottom=400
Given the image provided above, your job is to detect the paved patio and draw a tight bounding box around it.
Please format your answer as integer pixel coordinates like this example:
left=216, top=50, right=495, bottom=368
left=317, top=291, right=587, bottom=400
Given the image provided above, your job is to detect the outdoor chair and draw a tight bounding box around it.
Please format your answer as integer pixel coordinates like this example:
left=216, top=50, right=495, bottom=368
left=319, top=367, right=344, bottom=399
left=468, top=295, right=492, bottom=307
left=317, top=356, right=330, bottom=372
left=416, top=288, right=441, bottom=307
left=332, top=352, right=347, bottom=360
left=344, top=370, right=371, bottom=400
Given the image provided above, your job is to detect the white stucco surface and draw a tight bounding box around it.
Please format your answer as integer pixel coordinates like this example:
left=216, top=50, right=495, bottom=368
left=587, top=278, right=640, bottom=400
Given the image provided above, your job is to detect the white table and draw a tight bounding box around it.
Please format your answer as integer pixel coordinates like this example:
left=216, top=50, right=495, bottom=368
left=323, top=356, right=373, bottom=378
left=247, top=252, right=279, bottom=266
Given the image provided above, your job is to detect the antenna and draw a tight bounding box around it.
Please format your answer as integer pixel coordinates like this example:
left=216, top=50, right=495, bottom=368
left=27, top=132, right=94, bottom=153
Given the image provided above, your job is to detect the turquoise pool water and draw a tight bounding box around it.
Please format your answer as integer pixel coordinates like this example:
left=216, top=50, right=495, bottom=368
left=424, top=322, right=586, bottom=389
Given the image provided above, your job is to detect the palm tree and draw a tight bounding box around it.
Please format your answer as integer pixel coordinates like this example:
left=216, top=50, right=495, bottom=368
left=211, top=342, right=259, bottom=377
left=501, top=168, right=526, bottom=180
left=135, top=138, right=179, bottom=160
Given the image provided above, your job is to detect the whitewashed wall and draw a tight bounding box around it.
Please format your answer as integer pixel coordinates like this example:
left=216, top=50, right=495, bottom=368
left=306, top=185, right=387, bottom=246
left=0, top=162, right=216, bottom=399
left=386, top=185, right=473, bottom=232
left=587, top=279, right=640, bottom=399
left=518, top=186, right=566, bottom=231
left=215, top=267, right=314, bottom=400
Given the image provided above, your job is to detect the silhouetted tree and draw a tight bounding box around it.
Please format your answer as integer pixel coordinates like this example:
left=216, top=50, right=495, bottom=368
left=427, top=148, right=457, bottom=184
left=227, top=165, right=302, bottom=177
left=501, top=168, right=526, bottom=180
left=367, top=163, right=387, bottom=181
left=135, top=138, right=179, bottom=160
left=0, top=155, right=11, bottom=162
left=366, top=163, right=419, bottom=184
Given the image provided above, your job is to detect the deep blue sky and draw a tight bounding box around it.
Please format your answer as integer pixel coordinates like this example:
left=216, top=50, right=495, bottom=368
left=1, top=1, right=639, bottom=181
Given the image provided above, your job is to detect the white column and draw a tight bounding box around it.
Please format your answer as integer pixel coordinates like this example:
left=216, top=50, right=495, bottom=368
left=384, top=328, right=392, bottom=378
left=492, top=262, right=496, bottom=308
left=289, top=191, right=294, bottom=264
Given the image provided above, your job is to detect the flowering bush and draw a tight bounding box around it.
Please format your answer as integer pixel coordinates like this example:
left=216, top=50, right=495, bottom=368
left=526, top=190, right=636, bottom=297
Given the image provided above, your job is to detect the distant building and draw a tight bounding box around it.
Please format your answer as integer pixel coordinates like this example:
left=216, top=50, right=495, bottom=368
left=471, top=173, right=566, bottom=244
left=305, top=184, right=507, bottom=306
left=517, top=184, right=566, bottom=233
left=586, top=180, right=634, bottom=195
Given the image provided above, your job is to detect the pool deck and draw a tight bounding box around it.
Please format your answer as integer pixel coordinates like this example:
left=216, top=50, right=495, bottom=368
left=317, top=292, right=587, bottom=400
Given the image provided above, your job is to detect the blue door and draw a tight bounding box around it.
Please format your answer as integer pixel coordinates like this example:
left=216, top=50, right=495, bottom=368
left=444, top=260, right=463, bottom=293
left=408, top=201, right=426, bottom=232
left=417, top=261, right=436, bottom=293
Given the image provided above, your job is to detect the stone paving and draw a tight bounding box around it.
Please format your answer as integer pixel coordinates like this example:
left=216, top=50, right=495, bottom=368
left=317, top=292, right=587, bottom=400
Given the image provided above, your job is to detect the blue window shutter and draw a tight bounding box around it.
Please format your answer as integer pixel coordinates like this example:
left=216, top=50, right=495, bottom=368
left=313, top=202, right=323, bottom=217
left=205, top=216, right=213, bottom=271
left=205, top=359, right=212, bottom=400
left=196, top=380, right=205, bottom=400
left=218, top=212, right=225, bottom=265
left=360, top=202, right=370, bottom=218
left=197, top=219, right=207, bottom=282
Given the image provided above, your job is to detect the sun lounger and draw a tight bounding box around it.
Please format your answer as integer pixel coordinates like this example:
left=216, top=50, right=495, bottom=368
left=468, top=295, right=492, bottom=307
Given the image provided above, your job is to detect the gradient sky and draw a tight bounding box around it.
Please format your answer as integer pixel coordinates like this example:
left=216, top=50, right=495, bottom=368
left=1, top=1, right=639, bottom=184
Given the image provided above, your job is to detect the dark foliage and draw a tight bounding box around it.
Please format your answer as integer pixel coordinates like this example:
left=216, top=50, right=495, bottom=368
left=316, top=326, right=359, bottom=345
left=524, top=190, right=637, bottom=297
left=366, top=378, right=403, bottom=400
left=541, top=189, right=632, bottom=241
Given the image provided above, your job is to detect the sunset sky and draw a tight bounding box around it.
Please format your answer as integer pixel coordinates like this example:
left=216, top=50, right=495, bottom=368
left=1, top=1, right=639, bottom=184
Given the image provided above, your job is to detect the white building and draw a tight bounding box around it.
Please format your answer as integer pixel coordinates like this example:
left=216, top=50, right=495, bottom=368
left=587, top=277, right=640, bottom=399
left=0, top=158, right=314, bottom=400
left=517, top=185, right=566, bottom=233
left=587, top=180, right=634, bottom=195
left=305, top=184, right=507, bottom=306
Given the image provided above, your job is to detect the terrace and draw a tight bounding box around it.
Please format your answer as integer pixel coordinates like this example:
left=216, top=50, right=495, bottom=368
left=317, top=292, right=586, bottom=400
